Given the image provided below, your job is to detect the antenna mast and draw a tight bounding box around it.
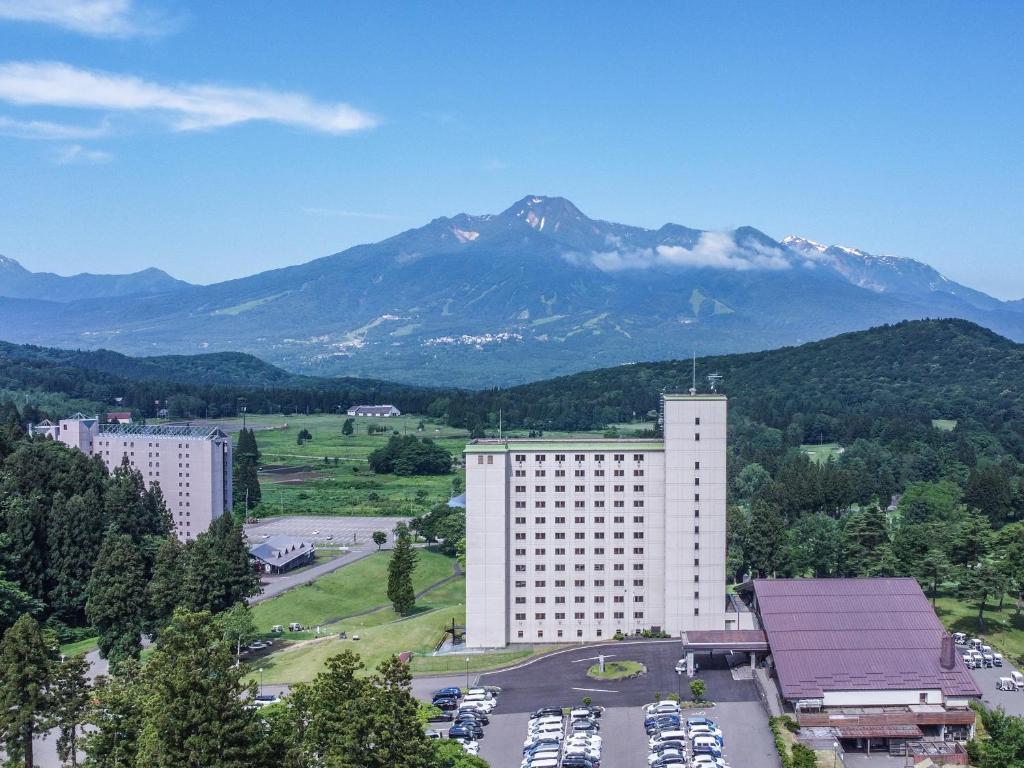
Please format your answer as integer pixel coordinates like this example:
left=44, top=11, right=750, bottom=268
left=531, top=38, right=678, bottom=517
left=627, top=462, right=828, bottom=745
left=689, top=352, right=697, bottom=395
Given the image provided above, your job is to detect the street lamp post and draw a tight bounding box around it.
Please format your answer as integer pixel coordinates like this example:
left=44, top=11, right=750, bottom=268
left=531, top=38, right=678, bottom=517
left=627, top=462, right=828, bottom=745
left=259, top=667, right=265, bottom=698
left=465, top=657, right=470, bottom=692
left=676, top=669, right=682, bottom=700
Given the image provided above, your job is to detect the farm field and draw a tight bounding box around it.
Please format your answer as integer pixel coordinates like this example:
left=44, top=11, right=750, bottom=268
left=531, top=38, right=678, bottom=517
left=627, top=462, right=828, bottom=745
left=932, top=418, right=959, bottom=431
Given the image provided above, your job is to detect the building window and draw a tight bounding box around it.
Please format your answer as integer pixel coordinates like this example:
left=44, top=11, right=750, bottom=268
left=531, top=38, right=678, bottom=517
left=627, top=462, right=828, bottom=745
left=515, top=517, right=526, bottom=524
left=515, top=454, right=526, bottom=462
left=695, top=461, right=700, bottom=470
left=694, top=558, right=700, bottom=567
left=574, top=454, right=585, bottom=462
left=594, top=454, right=604, bottom=462
left=555, top=454, right=565, bottom=462
left=487, top=455, right=493, bottom=465
left=633, top=454, right=644, bottom=462
left=633, top=611, right=644, bottom=619
left=534, top=516, right=546, bottom=524
left=694, top=607, right=700, bottom=616
left=633, top=485, right=644, bottom=492
left=534, top=485, right=546, bottom=492
left=614, top=454, right=624, bottom=462
left=536, top=454, right=546, bottom=463
left=695, top=433, right=700, bottom=441
left=515, top=613, right=526, bottom=620
left=695, top=416, right=700, bottom=425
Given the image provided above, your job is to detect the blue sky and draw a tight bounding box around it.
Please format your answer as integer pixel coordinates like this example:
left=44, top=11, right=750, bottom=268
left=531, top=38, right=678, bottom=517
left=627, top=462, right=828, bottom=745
left=0, top=1, right=1021, bottom=298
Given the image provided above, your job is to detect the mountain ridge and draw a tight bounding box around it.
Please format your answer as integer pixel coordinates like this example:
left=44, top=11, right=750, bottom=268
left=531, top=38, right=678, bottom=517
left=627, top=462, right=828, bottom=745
left=0, top=196, right=1020, bottom=387
left=0, top=254, right=190, bottom=302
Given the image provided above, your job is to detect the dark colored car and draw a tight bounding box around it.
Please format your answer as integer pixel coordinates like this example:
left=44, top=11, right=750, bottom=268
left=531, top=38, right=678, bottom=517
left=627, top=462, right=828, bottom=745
left=432, top=696, right=459, bottom=710
left=523, top=739, right=561, bottom=754
left=531, top=707, right=564, bottom=718
left=447, top=725, right=478, bottom=740
left=561, top=759, right=599, bottom=768
left=572, top=721, right=599, bottom=733
left=452, top=719, right=483, bottom=735
left=650, top=740, right=686, bottom=754
left=456, top=709, right=488, bottom=724
left=434, top=687, right=461, bottom=699
left=650, top=757, right=686, bottom=768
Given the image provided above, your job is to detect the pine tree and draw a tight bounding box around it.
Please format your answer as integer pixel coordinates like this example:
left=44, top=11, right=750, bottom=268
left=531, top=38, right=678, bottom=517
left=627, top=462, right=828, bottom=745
left=0, top=534, right=44, bottom=635
left=741, top=500, right=786, bottom=577
left=3, top=496, right=47, bottom=602
left=144, top=537, right=184, bottom=637
left=103, top=457, right=149, bottom=541
left=342, top=418, right=354, bottom=436
left=136, top=610, right=265, bottom=768
left=50, top=654, right=91, bottom=767
left=233, top=429, right=261, bottom=510
left=180, top=516, right=260, bottom=614
left=368, top=656, right=435, bottom=768
left=85, top=530, right=146, bottom=669
left=0, top=614, right=54, bottom=768
left=82, top=659, right=144, bottom=768
left=47, top=492, right=105, bottom=626
left=387, top=533, right=418, bottom=615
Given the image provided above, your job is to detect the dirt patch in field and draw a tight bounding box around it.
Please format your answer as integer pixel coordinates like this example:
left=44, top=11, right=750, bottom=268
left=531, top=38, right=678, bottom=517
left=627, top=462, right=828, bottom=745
left=260, top=470, right=325, bottom=484
left=261, top=464, right=315, bottom=474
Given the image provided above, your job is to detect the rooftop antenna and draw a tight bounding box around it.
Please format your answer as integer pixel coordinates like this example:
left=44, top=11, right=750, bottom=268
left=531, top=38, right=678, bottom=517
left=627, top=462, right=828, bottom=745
left=499, top=408, right=502, bottom=441
left=689, top=352, right=697, bottom=395
left=706, top=373, right=723, bottom=393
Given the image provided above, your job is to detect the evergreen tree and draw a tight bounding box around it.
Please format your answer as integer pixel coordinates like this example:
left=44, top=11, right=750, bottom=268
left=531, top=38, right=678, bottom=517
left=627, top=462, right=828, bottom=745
left=85, top=530, right=146, bottom=668
left=959, top=561, right=1004, bottom=631
left=784, top=512, right=839, bottom=577
left=47, top=493, right=105, bottom=626
left=103, top=457, right=148, bottom=541
left=50, top=654, right=91, bottom=767
left=180, top=516, right=260, bottom=614
left=82, top=660, right=144, bottom=768
left=741, top=500, right=786, bottom=577
left=342, top=418, right=355, bottom=436
left=839, top=506, right=890, bottom=576
left=368, top=655, right=435, bottom=768
left=136, top=610, right=265, bottom=768
left=0, top=534, right=44, bottom=635
left=233, top=429, right=261, bottom=510
left=3, top=496, right=47, bottom=601
left=0, top=614, right=54, bottom=768
left=387, top=533, right=418, bottom=615
left=144, top=537, right=184, bottom=637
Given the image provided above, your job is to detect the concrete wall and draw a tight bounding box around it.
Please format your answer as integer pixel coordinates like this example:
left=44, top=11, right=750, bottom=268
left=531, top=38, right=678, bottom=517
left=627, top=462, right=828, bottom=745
left=466, top=450, right=510, bottom=647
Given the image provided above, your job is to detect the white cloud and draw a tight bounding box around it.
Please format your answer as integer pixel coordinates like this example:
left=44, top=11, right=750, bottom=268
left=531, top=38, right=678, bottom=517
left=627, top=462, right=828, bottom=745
left=52, top=143, right=112, bottom=164
left=0, top=61, right=378, bottom=134
left=575, top=232, right=793, bottom=273
left=301, top=207, right=404, bottom=221
left=0, top=115, right=108, bottom=139
left=0, top=0, right=174, bottom=38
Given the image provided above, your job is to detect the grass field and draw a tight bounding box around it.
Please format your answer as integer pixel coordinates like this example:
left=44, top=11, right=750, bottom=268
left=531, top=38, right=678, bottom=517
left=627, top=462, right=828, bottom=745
left=251, top=549, right=457, bottom=632
left=60, top=636, right=98, bottom=657
left=800, top=442, right=844, bottom=464
left=932, top=418, right=959, bottom=431
left=935, top=590, right=1024, bottom=663
left=224, top=414, right=468, bottom=518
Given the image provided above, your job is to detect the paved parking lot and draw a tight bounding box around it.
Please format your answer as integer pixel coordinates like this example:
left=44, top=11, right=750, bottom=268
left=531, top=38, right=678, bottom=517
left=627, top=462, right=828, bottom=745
left=435, top=641, right=780, bottom=768
left=967, top=657, right=1024, bottom=715
left=244, top=515, right=409, bottom=546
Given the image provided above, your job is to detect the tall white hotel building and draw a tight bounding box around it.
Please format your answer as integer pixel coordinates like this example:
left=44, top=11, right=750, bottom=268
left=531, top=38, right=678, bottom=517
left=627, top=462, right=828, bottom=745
left=33, top=414, right=232, bottom=541
left=465, top=393, right=727, bottom=647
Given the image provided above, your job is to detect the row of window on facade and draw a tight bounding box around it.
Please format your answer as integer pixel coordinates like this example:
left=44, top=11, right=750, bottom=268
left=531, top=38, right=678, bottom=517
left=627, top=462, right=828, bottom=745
left=514, top=559, right=705, bottom=573
left=515, top=515, right=648, bottom=525
left=513, top=469, right=646, bottom=478
left=516, top=611, right=646, bottom=620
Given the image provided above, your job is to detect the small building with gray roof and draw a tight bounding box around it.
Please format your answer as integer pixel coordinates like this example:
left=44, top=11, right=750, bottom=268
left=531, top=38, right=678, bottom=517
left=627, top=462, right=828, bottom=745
left=249, top=535, right=315, bottom=574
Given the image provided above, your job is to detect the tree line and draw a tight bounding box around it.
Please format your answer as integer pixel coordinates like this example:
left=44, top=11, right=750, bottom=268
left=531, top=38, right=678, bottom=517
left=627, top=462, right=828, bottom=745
left=0, top=416, right=259, bottom=666
left=0, top=609, right=487, bottom=768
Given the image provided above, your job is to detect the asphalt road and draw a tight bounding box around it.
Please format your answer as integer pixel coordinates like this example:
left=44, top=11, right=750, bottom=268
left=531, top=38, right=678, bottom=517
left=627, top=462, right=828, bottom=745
left=478, top=640, right=757, bottom=712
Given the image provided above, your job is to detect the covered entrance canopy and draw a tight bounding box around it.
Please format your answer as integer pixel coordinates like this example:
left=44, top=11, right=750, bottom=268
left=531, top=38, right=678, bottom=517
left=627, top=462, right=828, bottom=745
left=680, top=629, right=769, bottom=677
left=835, top=724, right=923, bottom=739
left=681, top=629, right=768, bottom=653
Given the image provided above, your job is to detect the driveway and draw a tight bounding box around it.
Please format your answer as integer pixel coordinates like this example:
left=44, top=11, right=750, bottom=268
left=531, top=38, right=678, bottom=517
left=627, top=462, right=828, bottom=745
left=245, top=515, right=410, bottom=602
left=479, top=640, right=756, bottom=712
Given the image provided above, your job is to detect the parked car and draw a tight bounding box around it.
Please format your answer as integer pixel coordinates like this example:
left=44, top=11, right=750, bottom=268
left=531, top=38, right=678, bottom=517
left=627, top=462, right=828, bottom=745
left=952, top=632, right=967, bottom=645
left=424, top=729, right=442, bottom=739
left=1011, top=671, right=1024, bottom=687
left=997, top=677, right=1019, bottom=691
left=288, top=622, right=303, bottom=632
left=993, top=653, right=1004, bottom=667
left=435, top=686, right=462, bottom=698
left=270, top=624, right=284, bottom=633
left=448, top=724, right=476, bottom=740
left=674, top=658, right=687, bottom=673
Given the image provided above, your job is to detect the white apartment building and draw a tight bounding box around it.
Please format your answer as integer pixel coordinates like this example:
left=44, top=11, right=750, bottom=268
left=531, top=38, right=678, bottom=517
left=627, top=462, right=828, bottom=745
left=34, top=414, right=233, bottom=541
left=465, top=393, right=727, bottom=647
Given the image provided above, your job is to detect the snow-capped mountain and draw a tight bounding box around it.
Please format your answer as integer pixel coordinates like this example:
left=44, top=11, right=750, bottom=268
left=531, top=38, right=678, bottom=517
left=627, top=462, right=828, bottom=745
left=0, top=197, right=1019, bottom=386
left=782, top=235, right=1004, bottom=312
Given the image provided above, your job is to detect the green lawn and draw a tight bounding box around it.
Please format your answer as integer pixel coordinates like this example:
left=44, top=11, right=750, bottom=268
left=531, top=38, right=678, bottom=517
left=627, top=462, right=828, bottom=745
left=934, top=591, right=1024, bottom=663
left=932, top=418, right=958, bottom=431
left=251, top=549, right=457, bottom=633
left=800, top=442, right=844, bottom=464
left=218, top=413, right=469, bottom=518
left=60, top=636, right=98, bottom=657
left=587, top=660, right=645, bottom=680
left=249, top=577, right=467, bottom=684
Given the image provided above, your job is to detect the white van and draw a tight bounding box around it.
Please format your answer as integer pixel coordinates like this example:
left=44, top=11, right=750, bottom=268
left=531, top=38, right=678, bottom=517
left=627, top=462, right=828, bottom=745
left=952, top=632, right=967, bottom=645
left=993, top=653, right=1004, bottom=667
left=997, top=677, right=1018, bottom=692
left=1011, top=671, right=1024, bottom=688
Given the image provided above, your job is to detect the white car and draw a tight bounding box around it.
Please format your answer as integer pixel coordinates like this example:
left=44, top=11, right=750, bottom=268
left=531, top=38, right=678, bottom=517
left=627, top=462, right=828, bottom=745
left=524, top=735, right=563, bottom=748
left=674, top=658, right=688, bottom=674
left=564, top=744, right=601, bottom=760
left=687, top=724, right=723, bottom=741
left=462, top=699, right=495, bottom=713
left=566, top=734, right=602, bottom=747
left=689, top=757, right=726, bottom=767
left=529, top=716, right=563, bottom=727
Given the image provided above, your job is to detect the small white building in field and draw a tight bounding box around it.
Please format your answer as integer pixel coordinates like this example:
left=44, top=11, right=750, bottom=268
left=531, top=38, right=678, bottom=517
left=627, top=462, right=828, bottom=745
left=346, top=405, right=401, bottom=417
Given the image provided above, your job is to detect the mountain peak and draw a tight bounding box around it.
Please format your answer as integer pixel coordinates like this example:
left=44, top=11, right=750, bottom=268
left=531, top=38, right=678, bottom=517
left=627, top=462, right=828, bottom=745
left=0, top=254, right=25, bottom=271
left=500, top=195, right=589, bottom=232
left=782, top=235, right=829, bottom=254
